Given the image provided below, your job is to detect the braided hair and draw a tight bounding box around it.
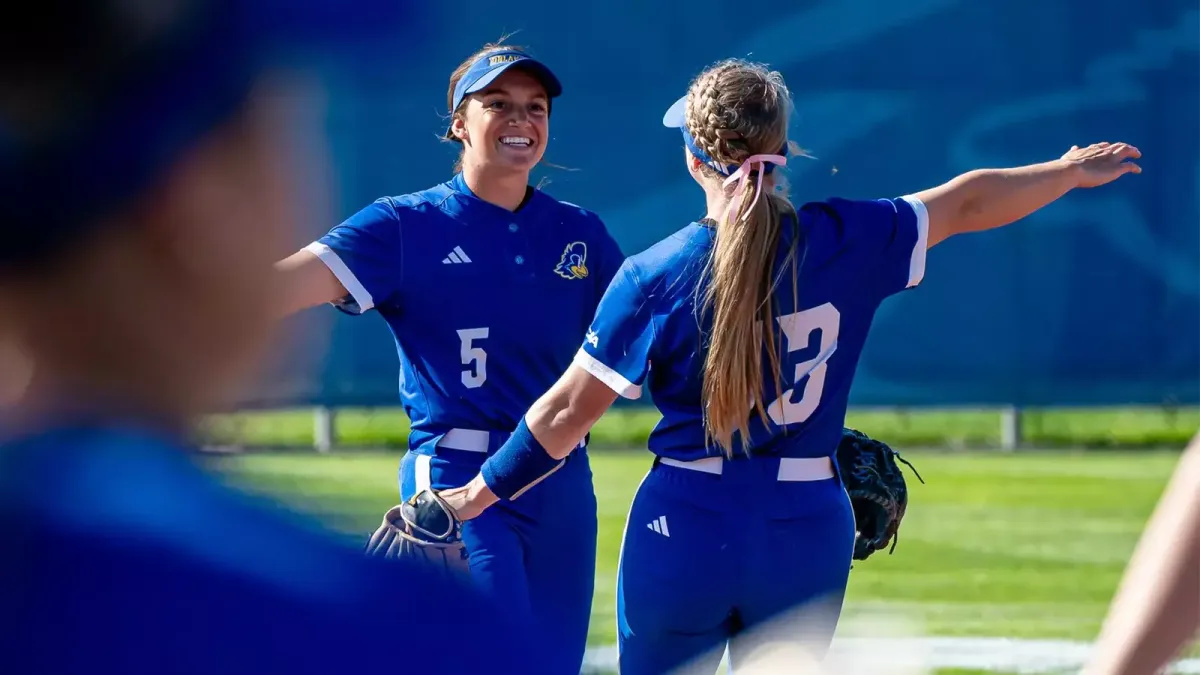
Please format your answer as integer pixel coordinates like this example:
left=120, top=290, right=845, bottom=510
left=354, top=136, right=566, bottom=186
left=682, top=59, right=801, bottom=455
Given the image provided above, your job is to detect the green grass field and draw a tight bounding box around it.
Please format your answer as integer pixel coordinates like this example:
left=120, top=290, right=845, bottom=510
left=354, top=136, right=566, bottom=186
left=207, top=443, right=1194, bottom=675
left=202, top=405, right=1200, bottom=450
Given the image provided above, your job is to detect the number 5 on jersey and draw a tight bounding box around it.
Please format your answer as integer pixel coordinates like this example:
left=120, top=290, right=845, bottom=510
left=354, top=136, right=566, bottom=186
left=457, top=327, right=489, bottom=389
left=766, top=303, right=840, bottom=426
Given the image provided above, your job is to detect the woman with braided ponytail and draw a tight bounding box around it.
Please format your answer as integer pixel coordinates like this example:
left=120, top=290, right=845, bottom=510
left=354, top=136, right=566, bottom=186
left=435, top=58, right=1142, bottom=673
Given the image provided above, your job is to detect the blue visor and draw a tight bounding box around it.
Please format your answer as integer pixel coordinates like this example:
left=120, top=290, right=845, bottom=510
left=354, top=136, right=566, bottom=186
left=445, top=50, right=562, bottom=136
left=1, top=0, right=423, bottom=268
left=662, top=93, right=786, bottom=176
left=661, top=95, right=690, bottom=129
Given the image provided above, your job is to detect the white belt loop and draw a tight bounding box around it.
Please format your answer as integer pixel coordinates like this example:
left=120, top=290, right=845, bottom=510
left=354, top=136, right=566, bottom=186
left=659, top=455, right=834, bottom=482
left=435, top=428, right=587, bottom=454
left=437, top=428, right=491, bottom=453
left=776, top=457, right=836, bottom=482
left=659, top=456, right=723, bottom=474
left=413, top=454, right=432, bottom=493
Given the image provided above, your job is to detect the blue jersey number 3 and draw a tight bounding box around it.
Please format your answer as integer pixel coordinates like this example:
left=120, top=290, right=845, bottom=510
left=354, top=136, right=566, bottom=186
left=457, top=327, right=489, bottom=389
left=766, top=303, right=840, bottom=426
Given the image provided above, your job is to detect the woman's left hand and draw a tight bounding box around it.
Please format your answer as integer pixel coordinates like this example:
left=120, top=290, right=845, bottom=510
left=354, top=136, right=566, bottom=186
left=1061, top=142, right=1142, bottom=188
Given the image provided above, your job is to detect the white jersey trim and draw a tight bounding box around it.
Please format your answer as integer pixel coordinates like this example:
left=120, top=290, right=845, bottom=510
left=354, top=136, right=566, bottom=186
left=304, top=242, right=376, bottom=313
left=573, top=349, right=643, bottom=399
left=899, top=195, right=929, bottom=288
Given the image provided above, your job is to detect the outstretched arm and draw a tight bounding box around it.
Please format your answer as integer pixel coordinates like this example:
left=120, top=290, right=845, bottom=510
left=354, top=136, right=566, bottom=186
left=438, top=364, right=619, bottom=520
left=273, top=198, right=405, bottom=319
left=919, top=142, right=1141, bottom=248
left=273, top=249, right=348, bottom=318
left=1080, top=430, right=1200, bottom=675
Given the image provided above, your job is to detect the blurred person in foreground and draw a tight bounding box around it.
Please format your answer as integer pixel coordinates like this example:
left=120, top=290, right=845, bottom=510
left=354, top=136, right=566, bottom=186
left=0, top=338, right=31, bottom=409
left=1081, top=428, right=1200, bottom=675
left=0, top=2, right=541, bottom=674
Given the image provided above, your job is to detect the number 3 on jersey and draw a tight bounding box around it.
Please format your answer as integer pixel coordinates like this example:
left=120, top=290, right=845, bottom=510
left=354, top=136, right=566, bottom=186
left=766, top=303, right=840, bottom=426
left=457, top=327, right=489, bottom=389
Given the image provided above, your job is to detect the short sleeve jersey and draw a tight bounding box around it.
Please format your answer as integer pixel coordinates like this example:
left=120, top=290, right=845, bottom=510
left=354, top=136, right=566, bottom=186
left=574, top=196, right=929, bottom=461
left=0, top=425, right=545, bottom=675
left=305, top=173, right=623, bottom=452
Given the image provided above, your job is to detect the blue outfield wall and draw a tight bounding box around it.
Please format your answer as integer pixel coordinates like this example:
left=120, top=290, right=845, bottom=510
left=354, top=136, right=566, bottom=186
left=246, top=0, right=1200, bottom=410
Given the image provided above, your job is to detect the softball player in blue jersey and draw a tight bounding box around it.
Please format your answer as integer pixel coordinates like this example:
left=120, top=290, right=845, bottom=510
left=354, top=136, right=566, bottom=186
left=0, top=3, right=546, bottom=675
left=274, top=42, right=624, bottom=674
left=438, top=58, right=1142, bottom=674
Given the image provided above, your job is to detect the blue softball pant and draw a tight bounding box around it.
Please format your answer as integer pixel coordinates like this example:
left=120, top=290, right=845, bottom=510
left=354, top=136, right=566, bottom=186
left=399, top=444, right=597, bottom=675
left=616, top=454, right=856, bottom=675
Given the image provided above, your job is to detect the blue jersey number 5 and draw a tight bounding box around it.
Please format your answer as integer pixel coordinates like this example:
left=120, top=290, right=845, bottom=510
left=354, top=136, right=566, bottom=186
left=457, top=327, right=489, bottom=389
left=766, top=303, right=840, bottom=426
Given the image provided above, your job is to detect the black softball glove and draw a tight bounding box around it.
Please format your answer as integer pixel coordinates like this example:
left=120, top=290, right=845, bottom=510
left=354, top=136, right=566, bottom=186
left=836, top=427, right=924, bottom=561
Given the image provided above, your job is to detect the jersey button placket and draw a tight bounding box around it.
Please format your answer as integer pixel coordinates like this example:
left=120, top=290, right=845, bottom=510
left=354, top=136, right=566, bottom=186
left=510, top=219, right=535, bottom=282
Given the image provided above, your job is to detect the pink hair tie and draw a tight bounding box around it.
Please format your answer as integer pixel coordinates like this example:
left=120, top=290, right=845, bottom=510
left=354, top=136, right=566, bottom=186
left=720, top=153, right=787, bottom=225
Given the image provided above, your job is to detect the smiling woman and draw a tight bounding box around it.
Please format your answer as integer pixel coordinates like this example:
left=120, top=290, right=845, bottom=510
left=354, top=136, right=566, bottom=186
left=443, top=43, right=559, bottom=196
left=269, top=38, right=625, bottom=675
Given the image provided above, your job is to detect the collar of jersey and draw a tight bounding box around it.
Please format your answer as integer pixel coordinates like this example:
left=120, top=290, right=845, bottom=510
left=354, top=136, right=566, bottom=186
left=448, top=172, right=536, bottom=216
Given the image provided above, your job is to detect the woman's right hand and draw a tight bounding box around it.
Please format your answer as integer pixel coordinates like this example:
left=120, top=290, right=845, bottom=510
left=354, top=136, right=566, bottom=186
left=1061, top=142, right=1143, bottom=189
left=438, top=477, right=499, bottom=522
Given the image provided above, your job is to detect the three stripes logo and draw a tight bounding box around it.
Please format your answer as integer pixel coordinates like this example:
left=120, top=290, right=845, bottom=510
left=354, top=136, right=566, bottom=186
left=442, top=246, right=472, bottom=265
left=646, top=515, right=670, bottom=537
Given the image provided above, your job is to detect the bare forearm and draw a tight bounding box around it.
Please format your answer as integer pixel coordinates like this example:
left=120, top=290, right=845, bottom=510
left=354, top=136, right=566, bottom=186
left=1096, top=520, right=1200, bottom=675
left=1083, top=437, right=1200, bottom=675
left=450, top=366, right=618, bottom=520
left=921, top=141, right=1140, bottom=247
left=921, top=160, right=1080, bottom=247
left=452, top=398, right=596, bottom=516
left=954, top=161, right=1077, bottom=230
left=524, top=393, right=595, bottom=460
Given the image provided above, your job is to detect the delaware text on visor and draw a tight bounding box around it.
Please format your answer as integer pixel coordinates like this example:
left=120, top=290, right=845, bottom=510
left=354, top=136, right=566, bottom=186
left=445, top=50, right=564, bottom=139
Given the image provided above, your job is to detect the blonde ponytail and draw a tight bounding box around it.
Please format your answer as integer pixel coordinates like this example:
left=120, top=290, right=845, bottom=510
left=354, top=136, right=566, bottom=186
left=700, top=186, right=796, bottom=455
left=683, top=59, right=797, bottom=456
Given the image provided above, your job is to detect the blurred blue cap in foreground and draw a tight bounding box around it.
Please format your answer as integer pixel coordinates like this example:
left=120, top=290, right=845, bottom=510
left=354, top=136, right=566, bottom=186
left=0, top=0, right=422, bottom=268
